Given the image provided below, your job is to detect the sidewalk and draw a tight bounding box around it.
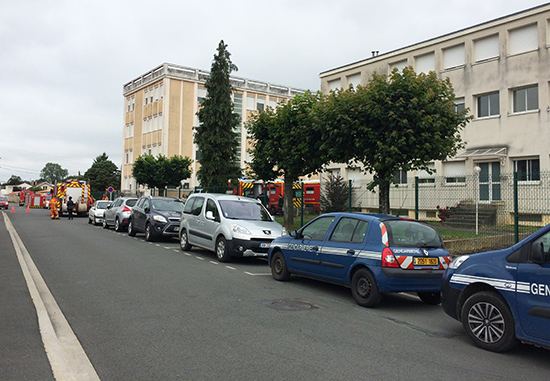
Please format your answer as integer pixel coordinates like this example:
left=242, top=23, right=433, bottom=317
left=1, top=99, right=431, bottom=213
left=0, top=212, right=55, bottom=381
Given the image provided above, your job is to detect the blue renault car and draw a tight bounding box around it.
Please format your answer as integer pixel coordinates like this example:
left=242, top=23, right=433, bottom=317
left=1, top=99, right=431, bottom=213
left=268, top=213, right=451, bottom=307
left=442, top=224, right=550, bottom=352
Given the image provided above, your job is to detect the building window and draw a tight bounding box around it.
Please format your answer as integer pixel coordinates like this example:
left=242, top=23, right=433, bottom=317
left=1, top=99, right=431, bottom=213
left=393, top=169, right=407, bottom=185
left=198, top=87, right=207, bottom=103
left=513, top=85, right=538, bottom=113
left=144, top=91, right=148, bottom=105
left=347, top=73, right=361, bottom=88
left=477, top=92, right=499, bottom=118
left=454, top=98, right=465, bottom=113
left=257, top=96, right=265, bottom=111
left=328, top=79, right=341, bottom=91
left=474, top=34, right=499, bottom=62
left=444, top=161, right=465, bottom=184
left=417, top=163, right=435, bottom=184
left=415, top=52, right=435, bottom=73
left=509, top=24, right=538, bottom=55
left=514, top=158, right=540, bottom=181
left=443, top=44, right=465, bottom=69
left=246, top=95, right=255, bottom=111
left=389, top=59, right=407, bottom=72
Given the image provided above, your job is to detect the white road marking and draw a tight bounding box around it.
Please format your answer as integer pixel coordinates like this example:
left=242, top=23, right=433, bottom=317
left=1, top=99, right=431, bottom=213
left=4, top=214, right=100, bottom=380
left=196, top=256, right=205, bottom=260
left=244, top=272, right=271, bottom=276
left=210, top=261, right=219, bottom=265
left=226, top=266, right=237, bottom=270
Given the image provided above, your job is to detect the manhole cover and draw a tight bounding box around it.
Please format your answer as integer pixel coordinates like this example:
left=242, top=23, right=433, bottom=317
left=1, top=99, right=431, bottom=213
left=264, top=298, right=317, bottom=311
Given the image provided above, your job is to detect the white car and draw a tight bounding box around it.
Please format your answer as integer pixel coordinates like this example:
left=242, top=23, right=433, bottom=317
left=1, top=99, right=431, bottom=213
left=88, top=200, right=112, bottom=225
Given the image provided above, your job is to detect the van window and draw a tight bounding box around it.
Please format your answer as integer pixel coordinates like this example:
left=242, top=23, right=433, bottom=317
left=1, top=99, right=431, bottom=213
left=206, top=199, right=220, bottom=221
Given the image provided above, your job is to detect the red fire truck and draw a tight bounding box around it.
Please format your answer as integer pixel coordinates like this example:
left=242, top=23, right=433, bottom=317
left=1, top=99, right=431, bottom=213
left=266, top=180, right=320, bottom=215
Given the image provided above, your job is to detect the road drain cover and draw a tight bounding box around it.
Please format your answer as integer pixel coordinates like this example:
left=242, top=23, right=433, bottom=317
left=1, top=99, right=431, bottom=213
left=265, top=299, right=317, bottom=311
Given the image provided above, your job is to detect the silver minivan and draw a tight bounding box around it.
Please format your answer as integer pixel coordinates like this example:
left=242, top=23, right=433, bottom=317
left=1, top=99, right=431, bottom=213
left=180, top=193, right=285, bottom=262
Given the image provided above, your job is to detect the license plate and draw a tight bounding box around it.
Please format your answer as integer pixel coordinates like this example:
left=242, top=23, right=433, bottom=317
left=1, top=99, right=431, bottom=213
left=173, top=226, right=179, bottom=232
left=413, top=257, right=438, bottom=266
left=260, top=243, right=271, bottom=248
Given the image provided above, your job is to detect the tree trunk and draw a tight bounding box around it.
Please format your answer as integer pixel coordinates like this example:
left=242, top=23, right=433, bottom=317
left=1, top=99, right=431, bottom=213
left=378, top=179, right=391, bottom=215
left=283, top=178, right=295, bottom=229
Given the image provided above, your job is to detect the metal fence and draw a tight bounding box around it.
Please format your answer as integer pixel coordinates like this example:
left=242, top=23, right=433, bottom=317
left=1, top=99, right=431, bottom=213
left=349, top=171, right=550, bottom=255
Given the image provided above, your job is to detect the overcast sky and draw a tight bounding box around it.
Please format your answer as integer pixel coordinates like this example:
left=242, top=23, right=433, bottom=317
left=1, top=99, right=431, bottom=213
left=0, top=0, right=546, bottom=184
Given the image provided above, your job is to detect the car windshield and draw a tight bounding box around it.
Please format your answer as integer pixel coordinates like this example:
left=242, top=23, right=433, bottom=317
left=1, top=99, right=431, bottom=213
left=152, top=199, right=184, bottom=212
left=219, top=200, right=272, bottom=221
left=97, top=201, right=111, bottom=209
left=126, top=199, right=137, bottom=207
left=0, top=197, right=7, bottom=201
left=384, top=219, right=444, bottom=248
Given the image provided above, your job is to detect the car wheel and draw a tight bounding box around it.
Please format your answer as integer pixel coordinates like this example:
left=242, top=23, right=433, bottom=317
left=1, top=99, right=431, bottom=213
left=216, top=236, right=230, bottom=262
left=145, top=223, right=155, bottom=242
left=180, top=229, right=192, bottom=251
left=351, top=268, right=382, bottom=308
left=114, top=218, right=123, bottom=232
left=271, top=251, right=290, bottom=281
left=417, top=292, right=441, bottom=305
left=128, top=220, right=136, bottom=236
left=461, top=291, right=517, bottom=352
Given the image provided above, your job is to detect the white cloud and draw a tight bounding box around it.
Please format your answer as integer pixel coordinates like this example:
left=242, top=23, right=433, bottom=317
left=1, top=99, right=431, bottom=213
left=0, top=0, right=545, bottom=182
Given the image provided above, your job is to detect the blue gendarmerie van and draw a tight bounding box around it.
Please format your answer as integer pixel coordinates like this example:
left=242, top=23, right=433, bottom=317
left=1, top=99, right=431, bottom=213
left=442, top=224, right=550, bottom=352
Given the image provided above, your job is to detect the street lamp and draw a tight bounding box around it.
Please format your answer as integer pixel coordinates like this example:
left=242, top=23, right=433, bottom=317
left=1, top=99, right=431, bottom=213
left=474, top=165, right=481, bottom=235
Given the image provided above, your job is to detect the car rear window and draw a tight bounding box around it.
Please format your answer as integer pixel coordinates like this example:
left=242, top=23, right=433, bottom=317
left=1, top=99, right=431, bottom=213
left=126, top=199, right=137, bottom=207
left=384, top=219, right=443, bottom=248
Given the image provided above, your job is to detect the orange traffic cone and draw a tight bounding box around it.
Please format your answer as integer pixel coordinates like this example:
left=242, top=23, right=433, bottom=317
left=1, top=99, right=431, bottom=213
left=26, top=206, right=30, bottom=212
left=11, top=205, right=15, bottom=213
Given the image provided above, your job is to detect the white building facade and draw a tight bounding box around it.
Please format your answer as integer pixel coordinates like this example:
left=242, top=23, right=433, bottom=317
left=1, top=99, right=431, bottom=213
left=319, top=4, right=550, bottom=223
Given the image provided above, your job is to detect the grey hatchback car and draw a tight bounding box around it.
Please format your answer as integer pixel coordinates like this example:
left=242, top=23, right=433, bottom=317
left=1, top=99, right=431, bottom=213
left=103, top=197, right=138, bottom=232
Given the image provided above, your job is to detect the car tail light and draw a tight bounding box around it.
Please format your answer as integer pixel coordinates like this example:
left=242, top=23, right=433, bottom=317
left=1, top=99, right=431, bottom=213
left=381, top=247, right=399, bottom=268
left=122, top=206, right=132, bottom=212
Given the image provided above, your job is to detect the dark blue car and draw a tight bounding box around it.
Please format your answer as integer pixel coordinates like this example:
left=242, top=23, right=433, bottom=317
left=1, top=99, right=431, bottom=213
left=442, top=224, right=550, bottom=352
left=268, top=213, right=451, bottom=307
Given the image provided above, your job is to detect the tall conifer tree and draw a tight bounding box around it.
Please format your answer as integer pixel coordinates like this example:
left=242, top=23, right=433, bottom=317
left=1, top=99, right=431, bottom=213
left=195, top=40, right=242, bottom=187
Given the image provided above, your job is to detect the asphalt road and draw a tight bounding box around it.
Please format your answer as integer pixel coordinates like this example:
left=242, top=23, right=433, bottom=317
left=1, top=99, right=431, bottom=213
left=1, top=207, right=549, bottom=380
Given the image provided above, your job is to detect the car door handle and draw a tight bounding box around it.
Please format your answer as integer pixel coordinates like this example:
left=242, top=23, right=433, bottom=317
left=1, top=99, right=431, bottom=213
left=312, top=246, right=319, bottom=251
left=347, top=249, right=355, bottom=255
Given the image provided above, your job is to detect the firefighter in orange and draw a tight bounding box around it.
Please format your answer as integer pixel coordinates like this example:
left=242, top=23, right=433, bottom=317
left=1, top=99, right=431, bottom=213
left=49, top=195, right=60, bottom=220
left=102, top=194, right=108, bottom=200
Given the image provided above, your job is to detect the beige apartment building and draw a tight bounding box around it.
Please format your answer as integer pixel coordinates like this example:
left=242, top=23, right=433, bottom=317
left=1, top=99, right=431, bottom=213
left=319, top=3, right=550, bottom=223
left=121, top=63, right=304, bottom=194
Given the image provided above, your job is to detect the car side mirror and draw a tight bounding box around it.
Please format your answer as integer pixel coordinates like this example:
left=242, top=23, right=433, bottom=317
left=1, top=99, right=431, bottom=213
left=144, top=207, right=150, bottom=214
left=206, top=211, right=214, bottom=220
left=290, top=230, right=302, bottom=239
left=530, top=242, right=547, bottom=264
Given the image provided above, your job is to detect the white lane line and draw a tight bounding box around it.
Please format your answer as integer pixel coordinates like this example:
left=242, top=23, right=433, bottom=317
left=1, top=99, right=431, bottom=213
left=226, top=266, right=237, bottom=270
left=244, top=272, right=271, bottom=276
left=210, top=261, right=219, bottom=265
left=196, top=256, right=205, bottom=260
left=4, top=214, right=100, bottom=380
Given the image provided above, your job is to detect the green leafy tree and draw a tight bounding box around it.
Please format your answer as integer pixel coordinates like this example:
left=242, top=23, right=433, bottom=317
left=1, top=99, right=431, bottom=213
left=132, top=154, right=192, bottom=194
left=247, top=91, right=328, bottom=228
left=6, top=175, right=23, bottom=185
left=194, top=40, right=242, bottom=188
left=40, top=163, right=68, bottom=184
left=321, top=67, right=471, bottom=214
left=320, top=174, right=349, bottom=213
left=84, top=153, right=121, bottom=193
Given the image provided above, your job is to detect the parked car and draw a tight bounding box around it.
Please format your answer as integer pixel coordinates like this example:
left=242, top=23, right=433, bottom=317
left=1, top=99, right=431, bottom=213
left=442, top=224, right=550, bottom=352
left=88, top=200, right=112, bottom=225
left=268, top=213, right=451, bottom=308
left=103, top=197, right=138, bottom=232
left=179, top=193, right=285, bottom=262
left=0, top=196, right=8, bottom=209
left=128, top=196, right=184, bottom=241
